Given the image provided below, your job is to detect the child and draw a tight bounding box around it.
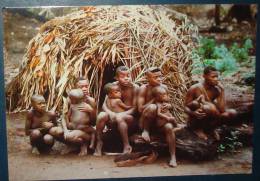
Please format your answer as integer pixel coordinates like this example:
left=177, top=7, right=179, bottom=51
left=104, top=83, right=133, bottom=114
left=95, top=66, right=138, bottom=156
left=25, top=95, right=56, bottom=154
left=95, top=83, right=133, bottom=155
left=187, top=95, right=219, bottom=117
left=66, top=89, right=96, bottom=155
left=151, top=86, right=179, bottom=167
left=152, top=86, right=177, bottom=128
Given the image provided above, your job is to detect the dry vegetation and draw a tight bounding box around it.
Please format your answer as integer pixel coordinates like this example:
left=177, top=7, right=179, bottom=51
left=6, top=6, right=198, bottom=123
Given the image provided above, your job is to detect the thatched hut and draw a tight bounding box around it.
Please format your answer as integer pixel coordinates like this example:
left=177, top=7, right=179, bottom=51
left=6, top=6, right=198, bottom=123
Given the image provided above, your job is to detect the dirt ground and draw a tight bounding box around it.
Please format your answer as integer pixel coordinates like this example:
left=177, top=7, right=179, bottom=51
left=7, top=112, right=252, bottom=180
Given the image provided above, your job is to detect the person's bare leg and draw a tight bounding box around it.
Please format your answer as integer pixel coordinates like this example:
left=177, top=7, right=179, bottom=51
left=220, top=109, right=237, bottom=123
left=141, top=104, right=157, bottom=142
left=194, top=129, right=208, bottom=140
left=164, top=123, right=177, bottom=167
left=78, top=143, right=88, bottom=156
left=73, top=131, right=90, bottom=156
left=30, top=129, right=42, bottom=155
left=61, top=130, right=88, bottom=155
left=94, top=112, right=109, bottom=156
left=49, top=126, right=64, bottom=141
left=117, top=119, right=132, bottom=154
left=139, top=114, right=150, bottom=142
left=43, top=134, right=54, bottom=147
left=89, top=132, right=95, bottom=150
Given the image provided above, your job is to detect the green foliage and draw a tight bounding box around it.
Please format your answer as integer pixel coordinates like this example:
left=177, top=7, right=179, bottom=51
left=230, top=38, right=253, bottom=63
left=197, top=37, right=216, bottom=59
left=192, top=37, right=254, bottom=77
left=217, top=130, right=243, bottom=154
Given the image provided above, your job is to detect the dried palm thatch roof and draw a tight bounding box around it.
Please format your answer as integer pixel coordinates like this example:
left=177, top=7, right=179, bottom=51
left=6, top=5, right=198, bottom=123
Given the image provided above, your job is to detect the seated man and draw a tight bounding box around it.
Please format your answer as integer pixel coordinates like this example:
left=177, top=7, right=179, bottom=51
left=49, top=77, right=97, bottom=154
left=94, top=66, right=139, bottom=156
left=25, top=95, right=57, bottom=154
left=138, top=67, right=167, bottom=142
left=138, top=67, right=178, bottom=167
left=184, top=66, right=237, bottom=140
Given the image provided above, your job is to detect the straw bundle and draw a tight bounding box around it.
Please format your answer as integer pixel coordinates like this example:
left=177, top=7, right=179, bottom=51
left=6, top=6, right=198, bottom=123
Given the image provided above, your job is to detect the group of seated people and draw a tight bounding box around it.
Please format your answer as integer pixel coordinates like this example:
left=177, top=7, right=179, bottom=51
left=25, top=65, right=236, bottom=167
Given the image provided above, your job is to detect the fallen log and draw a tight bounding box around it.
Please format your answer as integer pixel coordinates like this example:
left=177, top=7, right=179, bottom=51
left=111, top=102, right=253, bottom=166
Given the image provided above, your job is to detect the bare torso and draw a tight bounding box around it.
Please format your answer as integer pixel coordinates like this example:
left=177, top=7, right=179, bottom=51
left=29, top=110, right=54, bottom=129
left=69, top=102, right=91, bottom=129
left=192, top=83, right=220, bottom=103
left=106, top=98, right=129, bottom=113
left=114, top=81, right=137, bottom=107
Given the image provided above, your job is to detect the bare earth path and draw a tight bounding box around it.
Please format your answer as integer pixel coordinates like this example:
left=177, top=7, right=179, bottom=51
left=7, top=113, right=252, bottom=181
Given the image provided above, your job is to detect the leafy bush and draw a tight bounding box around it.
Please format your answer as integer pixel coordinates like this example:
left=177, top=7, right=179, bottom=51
left=217, top=131, right=243, bottom=154
left=192, top=37, right=253, bottom=76
left=230, top=39, right=253, bottom=63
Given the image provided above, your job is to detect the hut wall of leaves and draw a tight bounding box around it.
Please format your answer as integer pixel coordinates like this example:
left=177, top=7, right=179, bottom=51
left=6, top=6, right=198, bottom=123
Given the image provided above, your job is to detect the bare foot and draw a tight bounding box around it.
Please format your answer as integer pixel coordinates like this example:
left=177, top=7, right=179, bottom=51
left=60, top=145, right=78, bottom=155
left=31, top=147, right=40, bottom=155
left=141, top=130, right=150, bottom=142
left=194, top=129, right=208, bottom=140
left=169, top=156, right=177, bottom=167
left=123, top=145, right=132, bottom=154
left=78, top=144, right=88, bottom=156
left=93, top=141, right=103, bottom=156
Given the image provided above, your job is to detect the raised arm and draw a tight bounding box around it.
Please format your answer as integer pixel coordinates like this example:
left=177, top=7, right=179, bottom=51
left=215, top=84, right=226, bottom=113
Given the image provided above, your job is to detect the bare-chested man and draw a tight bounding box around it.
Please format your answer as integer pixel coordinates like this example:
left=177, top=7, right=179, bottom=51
left=94, top=66, right=139, bottom=156
left=138, top=67, right=178, bottom=167
left=185, top=66, right=237, bottom=140
left=49, top=77, right=97, bottom=155
left=25, top=95, right=57, bottom=154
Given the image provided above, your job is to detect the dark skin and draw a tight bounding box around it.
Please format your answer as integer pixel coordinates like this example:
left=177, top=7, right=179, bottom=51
left=138, top=70, right=169, bottom=142
left=25, top=95, right=56, bottom=154
left=154, top=87, right=177, bottom=128
left=154, top=86, right=179, bottom=167
left=139, top=81, right=178, bottom=167
left=76, top=79, right=97, bottom=125
left=94, top=70, right=139, bottom=156
left=65, top=89, right=95, bottom=156
left=49, top=79, right=97, bottom=155
left=106, top=85, right=133, bottom=113
left=185, top=70, right=237, bottom=140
